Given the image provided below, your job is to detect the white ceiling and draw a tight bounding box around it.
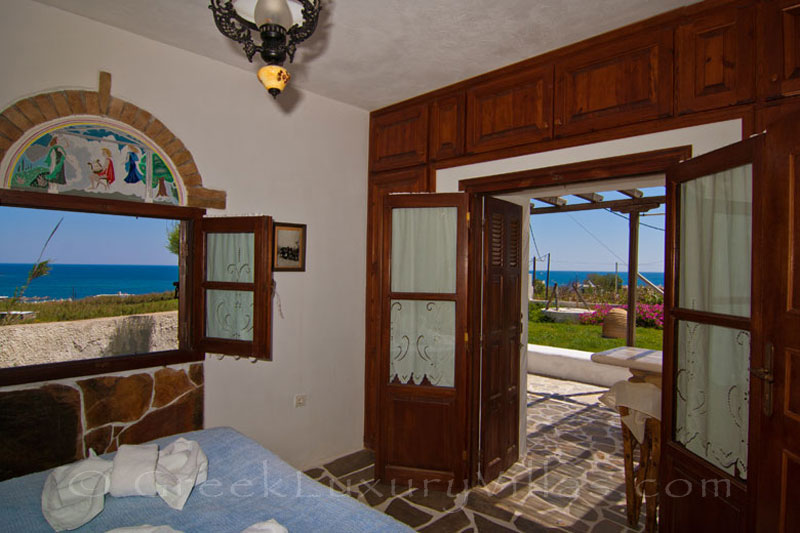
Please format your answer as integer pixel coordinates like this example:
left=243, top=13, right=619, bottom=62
left=32, top=0, right=694, bottom=111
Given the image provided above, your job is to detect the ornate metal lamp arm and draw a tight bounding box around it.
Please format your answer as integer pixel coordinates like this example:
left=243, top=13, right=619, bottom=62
left=286, top=0, right=322, bottom=62
left=209, top=0, right=259, bottom=62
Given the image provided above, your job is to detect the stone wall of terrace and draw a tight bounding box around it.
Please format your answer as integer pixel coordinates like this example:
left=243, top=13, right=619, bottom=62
left=0, top=311, right=178, bottom=367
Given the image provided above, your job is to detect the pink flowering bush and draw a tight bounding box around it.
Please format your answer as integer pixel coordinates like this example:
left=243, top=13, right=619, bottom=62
left=580, top=302, right=664, bottom=329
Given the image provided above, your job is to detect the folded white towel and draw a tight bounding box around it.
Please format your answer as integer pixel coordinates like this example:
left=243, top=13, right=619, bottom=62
left=41, top=450, right=113, bottom=531
left=109, top=444, right=159, bottom=498
left=154, top=438, right=208, bottom=510
left=105, top=526, right=183, bottom=533
left=240, top=520, right=288, bottom=533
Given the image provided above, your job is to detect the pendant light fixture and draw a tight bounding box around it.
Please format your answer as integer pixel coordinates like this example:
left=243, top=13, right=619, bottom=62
left=210, top=0, right=322, bottom=98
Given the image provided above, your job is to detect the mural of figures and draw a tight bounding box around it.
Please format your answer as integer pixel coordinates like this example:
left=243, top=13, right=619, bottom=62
left=13, top=135, right=70, bottom=189
left=124, top=145, right=143, bottom=184
left=1, top=118, right=183, bottom=205
left=87, top=147, right=116, bottom=189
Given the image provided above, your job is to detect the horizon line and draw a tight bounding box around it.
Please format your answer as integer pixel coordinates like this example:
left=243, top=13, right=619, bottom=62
left=0, top=262, right=177, bottom=267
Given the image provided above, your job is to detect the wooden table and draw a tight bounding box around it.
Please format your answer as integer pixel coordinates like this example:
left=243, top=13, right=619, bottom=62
left=591, top=346, right=662, bottom=532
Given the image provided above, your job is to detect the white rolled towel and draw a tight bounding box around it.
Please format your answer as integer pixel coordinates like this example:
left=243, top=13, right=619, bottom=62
left=41, top=451, right=113, bottom=531
left=154, top=438, right=208, bottom=510
left=240, top=520, right=288, bottom=533
left=109, top=444, right=159, bottom=498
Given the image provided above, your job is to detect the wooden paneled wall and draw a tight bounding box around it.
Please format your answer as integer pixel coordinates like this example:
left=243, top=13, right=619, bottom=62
left=364, top=0, right=800, bottom=449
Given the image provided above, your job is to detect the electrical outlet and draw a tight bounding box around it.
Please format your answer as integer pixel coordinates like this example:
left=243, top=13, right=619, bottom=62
left=294, top=394, right=307, bottom=408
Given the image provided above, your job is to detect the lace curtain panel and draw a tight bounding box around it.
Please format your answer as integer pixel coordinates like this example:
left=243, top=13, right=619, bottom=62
left=205, top=232, right=255, bottom=341
left=389, top=300, right=455, bottom=387
left=206, top=232, right=255, bottom=283
left=391, top=207, right=457, bottom=294
left=389, top=207, right=458, bottom=387
left=675, top=164, right=752, bottom=479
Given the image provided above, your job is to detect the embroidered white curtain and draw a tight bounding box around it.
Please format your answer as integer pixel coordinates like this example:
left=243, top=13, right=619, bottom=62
left=391, top=207, right=457, bottom=294
left=675, top=164, right=752, bottom=479
left=205, top=232, right=255, bottom=341
left=389, top=207, right=458, bottom=387
left=389, top=299, right=455, bottom=387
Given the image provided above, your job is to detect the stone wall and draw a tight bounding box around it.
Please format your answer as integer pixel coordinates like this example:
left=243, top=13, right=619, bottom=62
left=0, top=362, right=203, bottom=480
left=0, top=312, right=178, bottom=367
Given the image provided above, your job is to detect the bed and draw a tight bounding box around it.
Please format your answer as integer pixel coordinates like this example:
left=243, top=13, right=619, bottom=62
left=1, top=427, right=413, bottom=532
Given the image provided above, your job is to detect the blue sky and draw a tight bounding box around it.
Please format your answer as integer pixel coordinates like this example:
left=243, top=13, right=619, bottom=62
left=0, top=190, right=666, bottom=271
left=0, top=206, right=178, bottom=266
left=529, top=187, right=666, bottom=273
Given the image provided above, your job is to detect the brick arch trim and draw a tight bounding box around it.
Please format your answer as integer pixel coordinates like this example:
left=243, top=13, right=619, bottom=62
left=0, top=72, right=225, bottom=209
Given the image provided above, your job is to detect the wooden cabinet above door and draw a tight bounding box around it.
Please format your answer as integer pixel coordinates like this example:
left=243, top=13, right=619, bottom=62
left=676, top=3, right=755, bottom=114
left=430, top=92, right=466, bottom=161
left=465, top=65, right=554, bottom=154
left=554, top=29, right=673, bottom=137
left=760, top=0, right=800, bottom=99
left=370, top=103, right=428, bottom=172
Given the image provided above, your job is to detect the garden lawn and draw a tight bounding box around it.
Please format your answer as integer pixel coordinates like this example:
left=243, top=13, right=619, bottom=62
left=529, top=321, right=663, bottom=351
left=3, top=292, right=178, bottom=324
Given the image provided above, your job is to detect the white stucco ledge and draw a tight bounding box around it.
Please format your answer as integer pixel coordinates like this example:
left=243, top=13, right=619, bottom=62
left=527, top=343, right=631, bottom=388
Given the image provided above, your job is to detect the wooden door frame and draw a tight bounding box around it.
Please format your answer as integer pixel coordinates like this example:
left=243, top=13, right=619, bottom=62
left=459, top=146, right=692, bottom=485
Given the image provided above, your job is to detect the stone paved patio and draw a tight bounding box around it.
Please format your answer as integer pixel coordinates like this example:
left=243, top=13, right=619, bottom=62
left=303, top=374, right=644, bottom=532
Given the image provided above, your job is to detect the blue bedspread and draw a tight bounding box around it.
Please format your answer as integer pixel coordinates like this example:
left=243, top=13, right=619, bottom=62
left=1, top=427, right=412, bottom=532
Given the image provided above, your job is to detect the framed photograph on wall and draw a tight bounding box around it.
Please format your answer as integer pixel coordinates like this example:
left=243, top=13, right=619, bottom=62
left=273, top=222, right=307, bottom=272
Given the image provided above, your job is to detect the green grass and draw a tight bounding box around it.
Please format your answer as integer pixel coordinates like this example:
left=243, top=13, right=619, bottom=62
left=527, top=302, right=662, bottom=351
left=2, top=291, right=179, bottom=325
left=528, top=321, right=663, bottom=351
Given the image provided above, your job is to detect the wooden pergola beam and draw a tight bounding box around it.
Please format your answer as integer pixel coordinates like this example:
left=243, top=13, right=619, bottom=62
left=619, top=189, right=644, bottom=198
left=535, top=196, right=567, bottom=207
left=575, top=192, right=604, bottom=203
left=530, top=195, right=665, bottom=215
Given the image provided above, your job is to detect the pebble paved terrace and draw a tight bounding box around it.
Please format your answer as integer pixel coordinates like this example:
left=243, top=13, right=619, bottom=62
left=303, top=375, right=645, bottom=532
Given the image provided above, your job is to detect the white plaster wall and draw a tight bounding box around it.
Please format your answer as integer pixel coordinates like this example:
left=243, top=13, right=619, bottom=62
left=435, top=120, right=743, bottom=192
left=0, top=0, right=369, bottom=469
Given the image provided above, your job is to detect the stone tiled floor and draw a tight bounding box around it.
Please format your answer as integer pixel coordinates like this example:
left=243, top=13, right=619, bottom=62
left=304, top=375, right=644, bottom=532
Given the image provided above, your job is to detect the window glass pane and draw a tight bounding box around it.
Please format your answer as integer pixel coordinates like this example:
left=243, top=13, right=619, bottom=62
left=679, top=164, right=751, bottom=317
left=391, top=207, right=457, bottom=294
left=206, top=232, right=255, bottom=283
left=389, top=299, right=455, bottom=387
left=0, top=207, right=179, bottom=368
left=675, top=320, right=750, bottom=479
left=206, top=289, right=254, bottom=341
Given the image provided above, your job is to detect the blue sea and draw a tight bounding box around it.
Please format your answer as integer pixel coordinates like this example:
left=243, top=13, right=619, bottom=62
left=0, top=263, right=179, bottom=300
left=530, top=270, right=664, bottom=287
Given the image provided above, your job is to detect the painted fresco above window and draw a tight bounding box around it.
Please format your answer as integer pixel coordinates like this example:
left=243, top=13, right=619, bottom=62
left=1, top=117, right=184, bottom=205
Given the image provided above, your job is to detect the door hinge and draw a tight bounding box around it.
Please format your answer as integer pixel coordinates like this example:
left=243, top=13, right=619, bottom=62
left=464, top=332, right=469, bottom=343
left=462, top=450, right=468, bottom=461
left=466, top=212, right=470, bottom=224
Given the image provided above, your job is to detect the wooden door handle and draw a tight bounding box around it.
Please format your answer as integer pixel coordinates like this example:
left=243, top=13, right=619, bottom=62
left=750, top=342, right=774, bottom=417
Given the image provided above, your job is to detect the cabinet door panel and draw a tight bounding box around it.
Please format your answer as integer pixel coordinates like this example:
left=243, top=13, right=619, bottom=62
left=555, top=30, right=672, bottom=137
left=466, top=66, right=553, bottom=154
left=761, top=1, right=800, bottom=99
left=676, top=5, right=755, bottom=114
left=430, top=92, right=465, bottom=161
left=370, top=104, right=428, bottom=172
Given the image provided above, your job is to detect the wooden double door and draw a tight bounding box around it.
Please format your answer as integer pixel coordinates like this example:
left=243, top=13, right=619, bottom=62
left=661, top=113, right=800, bottom=531
left=375, top=193, right=523, bottom=488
